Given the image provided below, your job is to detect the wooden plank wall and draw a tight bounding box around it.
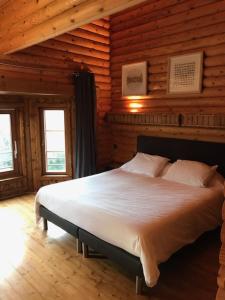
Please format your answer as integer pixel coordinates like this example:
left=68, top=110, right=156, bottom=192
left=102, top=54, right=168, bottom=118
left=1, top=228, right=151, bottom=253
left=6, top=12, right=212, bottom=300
left=0, top=96, right=29, bottom=199
left=217, top=199, right=225, bottom=299
left=110, top=0, right=225, bottom=164
left=0, top=18, right=111, bottom=172
left=0, top=95, right=73, bottom=199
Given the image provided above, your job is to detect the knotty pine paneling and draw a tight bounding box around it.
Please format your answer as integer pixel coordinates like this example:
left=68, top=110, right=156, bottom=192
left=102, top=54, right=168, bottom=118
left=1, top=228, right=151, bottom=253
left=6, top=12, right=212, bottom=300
left=0, top=96, right=29, bottom=199
left=110, top=0, right=225, bottom=164
left=28, top=95, right=74, bottom=191
left=216, top=204, right=225, bottom=300
left=0, top=95, right=74, bottom=198
left=0, top=19, right=111, bottom=171
left=217, top=199, right=225, bottom=300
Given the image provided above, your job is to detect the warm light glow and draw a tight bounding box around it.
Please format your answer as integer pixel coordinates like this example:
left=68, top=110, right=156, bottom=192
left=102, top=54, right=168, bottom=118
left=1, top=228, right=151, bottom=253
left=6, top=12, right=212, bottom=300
left=129, top=103, right=143, bottom=109
left=124, top=95, right=150, bottom=100
left=126, top=95, right=143, bottom=100
left=128, top=102, right=143, bottom=113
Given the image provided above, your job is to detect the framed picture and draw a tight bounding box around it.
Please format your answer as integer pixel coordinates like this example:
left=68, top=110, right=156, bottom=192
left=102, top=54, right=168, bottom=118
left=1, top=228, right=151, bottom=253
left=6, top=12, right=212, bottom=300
left=167, top=52, right=203, bottom=94
left=122, top=62, right=147, bottom=96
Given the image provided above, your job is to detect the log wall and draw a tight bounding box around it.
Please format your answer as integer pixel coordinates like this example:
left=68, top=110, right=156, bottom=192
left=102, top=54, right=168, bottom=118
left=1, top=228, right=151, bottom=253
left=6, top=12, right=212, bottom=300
left=0, top=0, right=146, bottom=54
left=217, top=198, right=225, bottom=299
left=0, top=96, right=29, bottom=199
left=110, top=0, right=225, bottom=164
left=0, top=95, right=73, bottom=199
left=0, top=19, right=111, bottom=198
left=0, top=18, right=111, bottom=197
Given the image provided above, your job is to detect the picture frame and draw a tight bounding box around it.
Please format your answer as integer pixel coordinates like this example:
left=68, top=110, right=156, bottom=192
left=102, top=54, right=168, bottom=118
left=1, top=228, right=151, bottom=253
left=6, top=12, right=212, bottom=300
left=122, top=61, right=147, bottom=96
left=167, top=52, right=203, bottom=94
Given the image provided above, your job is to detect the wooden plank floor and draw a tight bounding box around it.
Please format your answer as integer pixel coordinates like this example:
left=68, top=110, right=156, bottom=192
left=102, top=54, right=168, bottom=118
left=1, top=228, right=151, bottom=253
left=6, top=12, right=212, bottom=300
left=0, top=194, right=220, bottom=300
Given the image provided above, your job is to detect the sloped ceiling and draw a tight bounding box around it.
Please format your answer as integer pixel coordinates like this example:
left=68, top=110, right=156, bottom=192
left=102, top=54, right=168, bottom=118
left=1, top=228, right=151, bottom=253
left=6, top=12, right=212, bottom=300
left=0, top=0, right=146, bottom=54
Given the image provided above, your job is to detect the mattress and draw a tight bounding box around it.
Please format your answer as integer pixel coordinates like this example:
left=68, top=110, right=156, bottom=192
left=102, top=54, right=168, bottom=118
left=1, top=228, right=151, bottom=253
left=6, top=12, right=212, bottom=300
left=35, top=169, right=224, bottom=287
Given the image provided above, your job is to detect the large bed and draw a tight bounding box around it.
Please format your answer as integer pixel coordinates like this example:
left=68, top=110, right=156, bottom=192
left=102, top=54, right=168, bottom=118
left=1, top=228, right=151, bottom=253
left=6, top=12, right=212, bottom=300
left=35, top=136, right=225, bottom=294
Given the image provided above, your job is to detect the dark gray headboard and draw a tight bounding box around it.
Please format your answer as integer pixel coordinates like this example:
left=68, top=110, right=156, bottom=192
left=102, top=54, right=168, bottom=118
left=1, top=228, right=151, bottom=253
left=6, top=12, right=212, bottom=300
left=137, top=135, right=225, bottom=178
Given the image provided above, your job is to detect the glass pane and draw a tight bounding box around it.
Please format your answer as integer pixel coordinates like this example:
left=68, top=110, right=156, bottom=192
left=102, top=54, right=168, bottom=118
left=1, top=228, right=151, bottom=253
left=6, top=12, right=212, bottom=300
left=0, top=114, right=14, bottom=172
left=43, top=110, right=66, bottom=173
left=0, top=153, right=13, bottom=172
left=45, top=132, right=65, bottom=152
left=44, top=110, right=65, bottom=131
left=46, top=152, right=66, bottom=172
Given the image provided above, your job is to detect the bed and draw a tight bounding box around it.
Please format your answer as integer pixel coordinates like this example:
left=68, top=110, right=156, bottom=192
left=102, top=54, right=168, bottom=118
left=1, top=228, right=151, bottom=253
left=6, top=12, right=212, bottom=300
left=35, top=135, right=225, bottom=294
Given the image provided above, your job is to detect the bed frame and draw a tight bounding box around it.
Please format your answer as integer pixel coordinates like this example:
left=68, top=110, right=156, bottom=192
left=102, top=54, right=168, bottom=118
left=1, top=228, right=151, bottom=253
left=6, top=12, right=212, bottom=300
left=39, top=135, right=225, bottom=294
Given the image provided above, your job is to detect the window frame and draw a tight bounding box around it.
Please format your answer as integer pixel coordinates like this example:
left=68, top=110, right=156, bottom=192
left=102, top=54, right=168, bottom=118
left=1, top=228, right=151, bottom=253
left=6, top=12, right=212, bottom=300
left=40, top=108, right=69, bottom=176
left=0, top=110, right=20, bottom=179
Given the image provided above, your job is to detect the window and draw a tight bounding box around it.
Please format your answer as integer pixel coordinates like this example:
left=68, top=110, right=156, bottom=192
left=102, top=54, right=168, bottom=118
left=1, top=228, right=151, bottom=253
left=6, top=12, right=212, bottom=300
left=0, top=111, right=19, bottom=178
left=42, top=110, right=66, bottom=174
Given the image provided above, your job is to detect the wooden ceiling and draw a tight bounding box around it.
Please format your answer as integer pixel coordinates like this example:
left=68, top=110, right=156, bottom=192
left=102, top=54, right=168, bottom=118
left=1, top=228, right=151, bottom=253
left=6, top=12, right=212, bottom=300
left=0, top=0, right=146, bottom=55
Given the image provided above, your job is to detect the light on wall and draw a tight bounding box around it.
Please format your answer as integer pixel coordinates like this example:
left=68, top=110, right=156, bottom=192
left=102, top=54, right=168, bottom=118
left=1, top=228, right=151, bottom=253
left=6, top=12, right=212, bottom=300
left=128, top=102, right=143, bottom=113
left=126, top=96, right=144, bottom=100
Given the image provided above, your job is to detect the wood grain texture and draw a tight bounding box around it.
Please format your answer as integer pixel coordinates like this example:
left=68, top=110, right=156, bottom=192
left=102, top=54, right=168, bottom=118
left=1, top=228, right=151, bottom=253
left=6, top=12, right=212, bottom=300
left=0, top=95, right=74, bottom=198
left=111, top=0, right=225, bottom=112
left=0, top=0, right=146, bottom=54
left=0, top=194, right=220, bottom=300
left=108, top=112, right=180, bottom=126
left=0, top=20, right=111, bottom=95
left=28, top=95, right=74, bottom=191
left=110, top=0, right=225, bottom=165
left=216, top=288, right=225, bottom=300
left=108, top=112, right=225, bottom=129
left=0, top=19, right=112, bottom=171
left=217, top=197, right=225, bottom=300
left=0, top=96, right=30, bottom=199
left=111, top=124, right=225, bottom=163
left=0, top=92, right=110, bottom=197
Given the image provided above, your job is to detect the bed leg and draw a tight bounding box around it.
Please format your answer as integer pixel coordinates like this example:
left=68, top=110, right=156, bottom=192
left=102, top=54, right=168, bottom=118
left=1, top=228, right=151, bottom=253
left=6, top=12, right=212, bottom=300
left=43, top=218, right=48, bottom=231
left=82, top=243, right=89, bottom=258
left=76, top=239, right=82, bottom=254
left=135, top=276, right=143, bottom=295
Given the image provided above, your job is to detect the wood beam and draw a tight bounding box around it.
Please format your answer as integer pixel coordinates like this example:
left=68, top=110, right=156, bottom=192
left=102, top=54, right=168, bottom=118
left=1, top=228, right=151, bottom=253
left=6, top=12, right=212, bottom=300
left=0, top=0, right=9, bottom=8
left=0, top=0, right=86, bottom=40
left=0, top=0, right=54, bottom=30
left=0, top=0, right=146, bottom=54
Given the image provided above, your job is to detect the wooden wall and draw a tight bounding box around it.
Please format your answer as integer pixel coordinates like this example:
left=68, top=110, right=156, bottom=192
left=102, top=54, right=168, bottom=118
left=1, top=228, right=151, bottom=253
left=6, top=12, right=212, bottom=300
left=0, top=19, right=111, bottom=198
left=217, top=200, right=225, bottom=299
left=0, top=95, right=73, bottom=199
left=0, top=18, right=112, bottom=197
left=0, top=96, right=29, bottom=199
left=110, top=0, right=225, bottom=164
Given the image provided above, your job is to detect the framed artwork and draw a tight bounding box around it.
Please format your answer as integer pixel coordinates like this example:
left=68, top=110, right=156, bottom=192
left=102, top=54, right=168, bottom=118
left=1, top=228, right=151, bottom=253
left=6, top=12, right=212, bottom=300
left=122, top=61, right=147, bottom=96
left=167, top=52, right=203, bottom=94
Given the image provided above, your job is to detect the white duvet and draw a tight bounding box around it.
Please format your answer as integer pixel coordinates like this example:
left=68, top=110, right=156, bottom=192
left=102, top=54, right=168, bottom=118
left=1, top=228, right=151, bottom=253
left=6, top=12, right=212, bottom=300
left=35, top=169, right=224, bottom=287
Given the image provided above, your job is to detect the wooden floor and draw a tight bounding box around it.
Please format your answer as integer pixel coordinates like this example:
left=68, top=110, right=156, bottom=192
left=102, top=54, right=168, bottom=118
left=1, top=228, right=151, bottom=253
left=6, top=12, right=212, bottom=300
left=0, top=194, right=220, bottom=300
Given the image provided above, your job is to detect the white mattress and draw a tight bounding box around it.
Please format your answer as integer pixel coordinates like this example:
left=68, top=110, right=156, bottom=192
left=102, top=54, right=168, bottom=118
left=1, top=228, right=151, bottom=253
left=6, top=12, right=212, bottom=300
left=35, top=169, right=224, bottom=287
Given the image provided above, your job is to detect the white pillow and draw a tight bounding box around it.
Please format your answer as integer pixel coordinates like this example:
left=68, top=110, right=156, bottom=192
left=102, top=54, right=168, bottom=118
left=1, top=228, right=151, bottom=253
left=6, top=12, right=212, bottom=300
left=121, top=152, right=169, bottom=177
left=162, top=159, right=217, bottom=187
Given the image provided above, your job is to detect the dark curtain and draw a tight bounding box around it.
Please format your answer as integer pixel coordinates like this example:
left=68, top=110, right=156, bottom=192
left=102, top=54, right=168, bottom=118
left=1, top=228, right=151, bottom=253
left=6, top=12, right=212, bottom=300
left=73, top=71, right=97, bottom=178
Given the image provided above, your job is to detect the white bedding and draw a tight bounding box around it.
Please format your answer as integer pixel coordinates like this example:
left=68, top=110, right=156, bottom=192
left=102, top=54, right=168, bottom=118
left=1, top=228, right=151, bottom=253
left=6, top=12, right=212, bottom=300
left=35, top=169, right=224, bottom=287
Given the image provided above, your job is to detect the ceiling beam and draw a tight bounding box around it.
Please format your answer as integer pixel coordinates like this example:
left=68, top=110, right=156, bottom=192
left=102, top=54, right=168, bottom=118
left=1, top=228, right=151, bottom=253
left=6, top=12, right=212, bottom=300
left=0, top=0, right=8, bottom=7
left=0, top=0, right=146, bottom=54
left=0, top=0, right=86, bottom=40
left=0, top=0, right=54, bottom=30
